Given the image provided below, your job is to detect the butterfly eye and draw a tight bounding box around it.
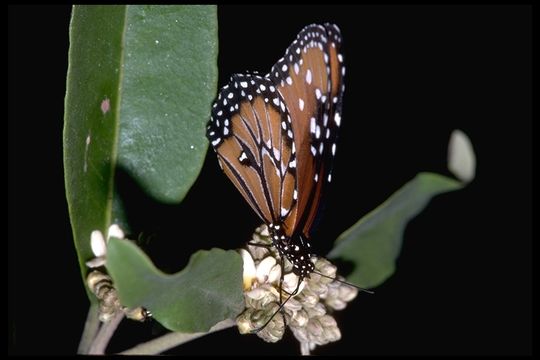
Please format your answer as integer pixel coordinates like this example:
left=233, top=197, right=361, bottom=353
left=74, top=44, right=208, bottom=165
left=206, top=23, right=345, bottom=279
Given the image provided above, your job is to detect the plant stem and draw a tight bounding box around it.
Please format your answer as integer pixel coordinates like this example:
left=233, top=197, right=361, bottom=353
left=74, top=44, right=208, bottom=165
left=88, top=311, right=124, bottom=354
left=77, top=303, right=100, bottom=354
left=300, top=342, right=311, bottom=356
left=118, top=319, right=236, bottom=355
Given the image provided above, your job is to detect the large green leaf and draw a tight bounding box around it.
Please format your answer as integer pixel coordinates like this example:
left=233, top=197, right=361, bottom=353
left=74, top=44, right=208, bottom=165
left=63, top=5, right=217, bottom=297
left=118, top=5, right=217, bottom=204
left=106, top=238, right=244, bottom=333
left=328, top=172, right=463, bottom=288
left=64, top=5, right=129, bottom=296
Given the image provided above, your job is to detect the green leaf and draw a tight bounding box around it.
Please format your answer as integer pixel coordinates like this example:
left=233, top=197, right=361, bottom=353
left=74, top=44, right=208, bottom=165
left=64, top=5, right=129, bottom=296
left=118, top=5, right=218, bottom=204
left=328, top=172, right=463, bottom=289
left=63, top=5, right=217, bottom=297
left=106, top=238, right=244, bottom=333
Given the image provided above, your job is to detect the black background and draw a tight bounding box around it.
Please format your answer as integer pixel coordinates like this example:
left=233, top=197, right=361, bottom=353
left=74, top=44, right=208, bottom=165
left=9, top=5, right=532, bottom=355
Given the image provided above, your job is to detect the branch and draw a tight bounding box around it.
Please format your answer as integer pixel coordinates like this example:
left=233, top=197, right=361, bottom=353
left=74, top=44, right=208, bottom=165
left=119, top=318, right=236, bottom=355
left=88, top=311, right=124, bottom=354
left=77, top=303, right=100, bottom=354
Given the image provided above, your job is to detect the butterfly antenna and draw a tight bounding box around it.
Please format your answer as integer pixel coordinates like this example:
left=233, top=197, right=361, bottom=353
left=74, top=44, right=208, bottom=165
left=311, top=270, right=374, bottom=294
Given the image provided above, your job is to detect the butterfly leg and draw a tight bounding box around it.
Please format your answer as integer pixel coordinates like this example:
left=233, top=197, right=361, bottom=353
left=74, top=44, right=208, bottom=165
left=279, top=255, right=287, bottom=328
left=246, top=241, right=272, bottom=248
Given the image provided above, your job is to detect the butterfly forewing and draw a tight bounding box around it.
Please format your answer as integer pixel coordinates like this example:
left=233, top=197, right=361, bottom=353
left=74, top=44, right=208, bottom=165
left=207, top=74, right=299, bottom=228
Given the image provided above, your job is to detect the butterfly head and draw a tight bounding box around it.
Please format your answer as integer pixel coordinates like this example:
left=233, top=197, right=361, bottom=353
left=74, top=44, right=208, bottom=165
left=268, top=223, right=314, bottom=278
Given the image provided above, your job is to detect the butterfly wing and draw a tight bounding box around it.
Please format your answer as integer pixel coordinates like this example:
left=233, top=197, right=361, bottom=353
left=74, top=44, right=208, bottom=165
left=207, top=74, right=298, bottom=227
left=269, top=23, right=345, bottom=238
left=206, top=23, right=345, bottom=246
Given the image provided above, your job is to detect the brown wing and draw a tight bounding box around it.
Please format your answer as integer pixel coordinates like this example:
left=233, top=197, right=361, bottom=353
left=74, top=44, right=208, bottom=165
left=269, top=23, right=345, bottom=238
left=207, top=74, right=298, bottom=226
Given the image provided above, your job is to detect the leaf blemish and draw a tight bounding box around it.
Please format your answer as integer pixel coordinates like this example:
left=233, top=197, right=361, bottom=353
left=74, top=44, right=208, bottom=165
left=84, top=133, right=91, bottom=173
left=101, top=98, right=110, bottom=114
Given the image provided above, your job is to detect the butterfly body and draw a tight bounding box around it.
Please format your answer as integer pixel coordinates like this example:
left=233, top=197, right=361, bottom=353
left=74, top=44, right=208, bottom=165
left=207, top=23, right=344, bottom=280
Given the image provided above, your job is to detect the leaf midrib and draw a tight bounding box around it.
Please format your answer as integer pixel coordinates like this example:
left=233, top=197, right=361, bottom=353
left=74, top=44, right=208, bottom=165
left=105, top=5, right=128, bottom=229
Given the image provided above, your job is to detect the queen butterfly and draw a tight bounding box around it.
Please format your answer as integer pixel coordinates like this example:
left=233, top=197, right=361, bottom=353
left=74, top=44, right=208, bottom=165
left=206, top=23, right=344, bottom=282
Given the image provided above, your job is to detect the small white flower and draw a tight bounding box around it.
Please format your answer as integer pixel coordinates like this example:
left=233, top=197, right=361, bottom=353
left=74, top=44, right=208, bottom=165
left=90, top=230, right=107, bottom=258
left=448, top=129, right=476, bottom=183
left=86, top=224, right=125, bottom=268
left=107, top=223, right=125, bottom=240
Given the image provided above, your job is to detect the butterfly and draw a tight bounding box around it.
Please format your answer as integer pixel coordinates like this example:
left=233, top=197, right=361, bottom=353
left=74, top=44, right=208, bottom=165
left=206, top=23, right=344, bottom=282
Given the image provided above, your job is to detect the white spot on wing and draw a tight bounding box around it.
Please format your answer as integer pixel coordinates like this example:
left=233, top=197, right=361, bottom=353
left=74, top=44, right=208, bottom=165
left=306, top=69, right=312, bottom=84
left=334, top=112, right=341, bottom=126
left=273, top=147, right=281, bottom=161
left=299, top=98, right=304, bottom=111
left=287, top=129, right=293, bottom=139
left=289, top=158, right=296, bottom=168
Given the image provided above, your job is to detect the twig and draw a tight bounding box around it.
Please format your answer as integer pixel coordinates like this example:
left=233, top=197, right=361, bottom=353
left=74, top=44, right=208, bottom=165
left=88, top=311, right=124, bottom=354
left=119, top=318, right=236, bottom=355
left=77, top=303, right=100, bottom=354
left=300, top=342, right=311, bottom=356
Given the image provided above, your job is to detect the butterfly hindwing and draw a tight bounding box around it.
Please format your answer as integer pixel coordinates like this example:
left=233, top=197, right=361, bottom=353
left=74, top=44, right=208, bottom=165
left=269, top=23, right=345, bottom=238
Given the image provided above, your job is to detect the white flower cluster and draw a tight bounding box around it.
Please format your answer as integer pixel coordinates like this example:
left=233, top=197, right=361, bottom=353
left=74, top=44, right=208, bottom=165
left=85, top=224, right=150, bottom=322
left=236, top=225, right=358, bottom=353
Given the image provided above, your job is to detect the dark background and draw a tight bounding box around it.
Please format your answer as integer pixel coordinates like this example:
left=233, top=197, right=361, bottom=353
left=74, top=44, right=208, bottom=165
left=9, top=5, right=532, bottom=355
